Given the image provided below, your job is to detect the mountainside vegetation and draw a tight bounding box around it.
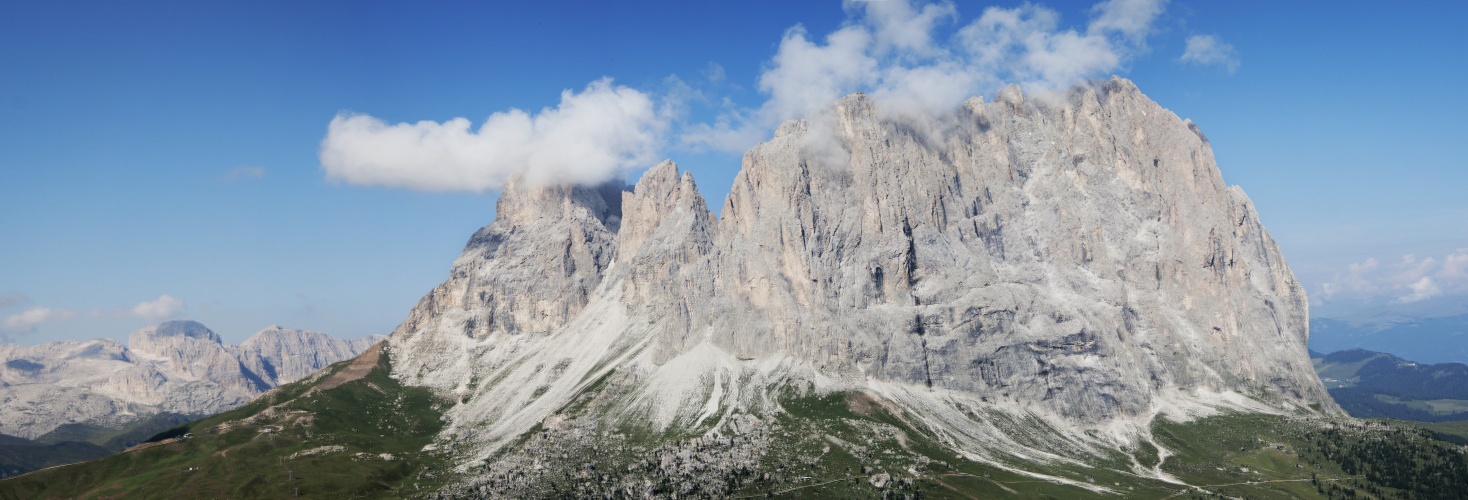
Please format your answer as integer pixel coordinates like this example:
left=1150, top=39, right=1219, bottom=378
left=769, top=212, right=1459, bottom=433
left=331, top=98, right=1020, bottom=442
left=3, top=347, right=1466, bottom=499
left=1313, top=349, right=1468, bottom=422
left=0, top=412, right=193, bottom=479
left=0, top=343, right=455, bottom=499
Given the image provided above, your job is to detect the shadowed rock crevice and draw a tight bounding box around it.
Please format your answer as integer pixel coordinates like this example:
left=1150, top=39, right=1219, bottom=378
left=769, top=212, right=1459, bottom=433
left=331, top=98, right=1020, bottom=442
left=387, top=77, right=1336, bottom=474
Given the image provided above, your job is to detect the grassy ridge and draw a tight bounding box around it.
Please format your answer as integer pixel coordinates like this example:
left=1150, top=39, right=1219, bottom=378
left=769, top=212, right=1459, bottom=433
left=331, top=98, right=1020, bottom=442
left=34, top=412, right=197, bottom=451
left=5, top=359, right=1467, bottom=498
left=0, top=413, right=199, bottom=479
left=0, top=348, right=453, bottom=499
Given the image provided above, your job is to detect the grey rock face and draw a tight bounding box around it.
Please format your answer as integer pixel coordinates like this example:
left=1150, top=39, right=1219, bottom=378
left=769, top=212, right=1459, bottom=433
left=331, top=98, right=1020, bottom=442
left=234, top=325, right=384, bottom=387
left=675, top=79, right=1329, bottom=421
left=394, top=178, right=623, bottom=343
left=130, top=321, right=268, bottom=394
left=0, top=321, right=381, bottom=439
left=389, top=77, right=1334, bottom=464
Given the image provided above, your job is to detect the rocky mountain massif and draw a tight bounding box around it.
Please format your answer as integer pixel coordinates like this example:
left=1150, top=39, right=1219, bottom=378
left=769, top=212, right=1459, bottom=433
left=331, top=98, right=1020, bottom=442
left=0, top=321, right=382, bottom=440
left=6, top=78, right=1412, bottom=498
left=374, top=77, right=1338, bottom=495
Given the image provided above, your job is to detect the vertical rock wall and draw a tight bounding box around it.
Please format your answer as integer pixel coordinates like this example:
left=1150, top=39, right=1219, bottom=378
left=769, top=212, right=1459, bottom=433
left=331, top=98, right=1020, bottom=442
left=388, top=77, right=1333, bottom=438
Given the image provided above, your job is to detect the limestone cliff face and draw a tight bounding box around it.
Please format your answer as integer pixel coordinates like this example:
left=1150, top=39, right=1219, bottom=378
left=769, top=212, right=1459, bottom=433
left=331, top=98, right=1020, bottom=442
left=130, top=321, right=269, bottom=394
left=388, top=77, right=1333, bottom=459
left=388, top=178, right=625, bottom=390
left=235, top=325, right=384, bottom=387
left=675, top=79, right=1325, bottom=421
left=0, top=321, right=381, bottom=439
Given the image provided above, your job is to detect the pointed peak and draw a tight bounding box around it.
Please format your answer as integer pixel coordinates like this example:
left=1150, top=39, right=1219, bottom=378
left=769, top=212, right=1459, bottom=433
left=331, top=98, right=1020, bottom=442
left=996, top=84, right=1024, bottom=105
left=636, top=160, right=680, bottom=190
left=773, top=119, right=805, bottom=138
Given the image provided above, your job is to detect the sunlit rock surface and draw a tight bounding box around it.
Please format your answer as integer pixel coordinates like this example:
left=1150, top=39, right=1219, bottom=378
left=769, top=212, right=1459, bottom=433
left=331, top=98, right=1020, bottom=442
left=388, top=77, right=1335, bottom=472
left=0, top=321, right=382, bottom=439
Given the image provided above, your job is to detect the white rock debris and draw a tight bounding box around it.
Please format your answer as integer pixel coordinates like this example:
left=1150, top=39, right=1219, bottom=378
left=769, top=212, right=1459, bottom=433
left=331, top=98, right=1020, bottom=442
left=387, top=77, right=1334, bottom=477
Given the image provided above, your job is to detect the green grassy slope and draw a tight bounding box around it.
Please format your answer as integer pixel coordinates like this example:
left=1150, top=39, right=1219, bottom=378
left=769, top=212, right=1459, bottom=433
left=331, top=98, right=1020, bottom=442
left=6, top=352, right=1467, bottom=498
left=0, top=438, right=110, bottom=480
left=445, top=373, right=1468, bottom=499
left=33, top=412, right=196, bottom=451
left=1313, top=349, right=1468, bottom=422
left=0, top=345, right=452, bottom=499
left=0, top=413, right=199, bottom=479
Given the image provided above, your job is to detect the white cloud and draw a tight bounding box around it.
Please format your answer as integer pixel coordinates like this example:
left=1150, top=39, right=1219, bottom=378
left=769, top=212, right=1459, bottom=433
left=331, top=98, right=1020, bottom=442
left=3, top=306, right=79, bottom=334
left=221, top=166, right=266, bottom=181
left=0, top=295, right=187, bottom=338
left=1393, top=254, right=1438, bottom=284
left=1398, top=276, right=1442, bottom=304
left=320, top=78, right=667, bottom=192
left=1088, top=0, right=1167, bottom=43
left=128, top=294, right=184, bottom=322
left=684, top=0, right=1171, bottom=154
left=1319, top=249, right=1468, bottom=305
left=1442, top=248, right=1468, bottom=281
left=702, top=61, right=726, bottom=84
left=860, top=0, right=958, bottom=57
left=959, top=5, right=1121, bottom=93
left=758, top=24, right=880, bottom=125
left=1180, top=34, right=1240, bottom=74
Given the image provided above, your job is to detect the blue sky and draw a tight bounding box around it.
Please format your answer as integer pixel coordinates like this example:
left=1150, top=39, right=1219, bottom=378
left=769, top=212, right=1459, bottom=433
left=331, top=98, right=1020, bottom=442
left=3, top=0, right=1466, bottom=345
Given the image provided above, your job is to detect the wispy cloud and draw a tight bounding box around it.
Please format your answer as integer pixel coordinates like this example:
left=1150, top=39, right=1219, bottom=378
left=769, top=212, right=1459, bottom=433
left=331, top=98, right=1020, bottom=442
left=2, top=294, right=188, bottom=338
left=684, top=0, right=1171, bottom=154
left=1319, top=248, right=1468, bottom=305
left=1399, top=277, right=1441, bottom=304
left=3, top=306, right=79, bottom=336
left=320, top=78, right=668, bottom=192
left=220, top=166, right=266, bottom=181
left=319, top=0, right=1174, bottom=189
left=1180, top=34, right=1240, bottom=74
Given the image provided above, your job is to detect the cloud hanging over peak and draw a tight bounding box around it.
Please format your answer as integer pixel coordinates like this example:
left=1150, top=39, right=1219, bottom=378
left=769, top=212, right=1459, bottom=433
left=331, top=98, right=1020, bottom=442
left=128, top=294, right=184, bottom=323
left=320, top=78, right=668, bottom=192
left=685, top=0, right=1170, bottom=153
left=1180, top=34, right=1240, bottom=73
left=319, top=0, right=1176, bottom=188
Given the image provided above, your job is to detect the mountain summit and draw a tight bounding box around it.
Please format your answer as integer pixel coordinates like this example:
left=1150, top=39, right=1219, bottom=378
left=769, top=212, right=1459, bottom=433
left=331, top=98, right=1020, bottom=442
left=0, top=321, right=381, bottom=441
left=382, top=77, right=1334, bottom=492
left=16, top=79, right=1458, bottom=500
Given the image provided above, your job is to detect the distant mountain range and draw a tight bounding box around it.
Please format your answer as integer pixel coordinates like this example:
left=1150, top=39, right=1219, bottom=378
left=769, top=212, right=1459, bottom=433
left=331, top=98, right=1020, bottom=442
left=0, top=321, right=381, bottom=477
left=1310, top=312, right=1468, bottom=365
left=1310, top=348, right=1468, bottom=422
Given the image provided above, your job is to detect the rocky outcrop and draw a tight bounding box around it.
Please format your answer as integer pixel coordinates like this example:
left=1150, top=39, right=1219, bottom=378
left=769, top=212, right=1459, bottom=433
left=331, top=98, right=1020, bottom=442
left=388, top=77, right=1335, bottom=468
left=129, top=321, right=269, bottom=394
left=234, top=325, right=383, bottom=387
left=0, top=321, right=382, bottom=439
